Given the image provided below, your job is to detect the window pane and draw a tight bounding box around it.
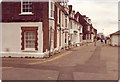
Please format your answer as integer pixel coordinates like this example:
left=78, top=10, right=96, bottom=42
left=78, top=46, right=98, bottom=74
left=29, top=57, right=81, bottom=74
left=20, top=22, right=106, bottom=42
left=22, top=1, right=32, bottom=13
left=50, top=2, right=54, bottom=17
left=24, top=31, right=36, bottom=48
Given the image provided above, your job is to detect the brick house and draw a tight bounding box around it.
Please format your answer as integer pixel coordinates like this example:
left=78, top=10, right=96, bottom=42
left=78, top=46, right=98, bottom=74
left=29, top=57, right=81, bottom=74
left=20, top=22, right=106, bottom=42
left=1, top=0, right=56, bottom=57
left=1, top=0, right=97, bottom=58
left=1, top=0, right=70, bottom=57
left=82, top=15, right=91, bottom=41
left=74, top=12, right=97, bottom=43
left=74, top=12, right=83, bottom=45
left=90, top=25, right=97, bottom=42
left=73, top=13, right=88, bottom=41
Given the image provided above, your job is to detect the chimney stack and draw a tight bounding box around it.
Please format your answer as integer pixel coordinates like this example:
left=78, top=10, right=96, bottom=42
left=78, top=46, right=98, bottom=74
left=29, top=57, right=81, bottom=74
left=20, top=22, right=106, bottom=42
left=88, top=19, right=91, bottom=24
left=68, top=5, right=72, bottom=14
left=73, top=10, right=75, bottom=15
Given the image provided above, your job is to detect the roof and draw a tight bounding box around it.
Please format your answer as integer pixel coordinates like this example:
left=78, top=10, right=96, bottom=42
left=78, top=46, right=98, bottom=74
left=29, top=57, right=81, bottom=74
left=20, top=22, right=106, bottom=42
left=55, top=2, right=68, bottom=15
left=110, top=30, right=120, bottom=35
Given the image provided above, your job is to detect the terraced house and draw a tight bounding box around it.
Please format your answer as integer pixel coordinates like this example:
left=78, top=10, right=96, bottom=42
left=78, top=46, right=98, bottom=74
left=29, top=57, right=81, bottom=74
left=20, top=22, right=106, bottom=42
left=1, top=0, right=97, bottom=58
left=75, top=13, right=97, bottom=43
left=68, top=5, right=83, bottom=47
left=1, top=0, right=70, bottom=58
left=68, top=7, right=97, bottom=46
left=54, top=1, right=69, bottom=52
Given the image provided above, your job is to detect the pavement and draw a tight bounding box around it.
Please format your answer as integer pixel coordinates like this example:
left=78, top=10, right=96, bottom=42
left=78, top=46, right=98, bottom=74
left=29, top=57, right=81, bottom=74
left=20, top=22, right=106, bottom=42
left=2, top=41, right=118, bottom=80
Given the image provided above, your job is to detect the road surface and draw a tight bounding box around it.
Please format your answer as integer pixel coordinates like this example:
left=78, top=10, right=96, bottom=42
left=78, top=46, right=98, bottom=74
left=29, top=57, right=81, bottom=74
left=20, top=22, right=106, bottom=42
left=2, top=41, right=118, bottom=80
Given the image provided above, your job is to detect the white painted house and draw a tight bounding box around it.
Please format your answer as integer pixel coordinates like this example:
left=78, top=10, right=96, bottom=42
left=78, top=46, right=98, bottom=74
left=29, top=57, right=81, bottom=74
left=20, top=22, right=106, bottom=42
left=68, top=6, right=83, bottom=47
left=110, top=30, right=120, bottom=46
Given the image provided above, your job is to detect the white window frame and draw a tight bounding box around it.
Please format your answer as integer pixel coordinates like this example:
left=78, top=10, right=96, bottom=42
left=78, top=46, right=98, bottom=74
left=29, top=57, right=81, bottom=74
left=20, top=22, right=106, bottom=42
left=88, top=26, right=90, bottom=31
left=57, top=8, right=60, bottom=24
left=63, top=1, right=68, bottom=7
left=49, top=0, right=54, bottom=19
left=77, top=17, right=79, bottom=21
left=62, top=12, right=64, bottom=27
left=65, top=16, right=67, bottom=27
left=20, top=0, right=33, bottom=15
left=24, top=31, right=36, bottom=51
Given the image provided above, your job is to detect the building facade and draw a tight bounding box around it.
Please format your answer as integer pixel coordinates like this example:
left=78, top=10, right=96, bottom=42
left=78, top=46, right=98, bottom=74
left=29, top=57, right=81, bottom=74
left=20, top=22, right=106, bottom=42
left=54, top=1, right=69, bottom=53
left=75, top=13, right=97, bottom=43
left=1, top=0, right=70, bottom=57
left=2, top=1, right=55, bottom=57
left=68, top=5, right=83, bottom=47
left=1, top=0, right=97, bottom=58
left=110, top=30, right=120, bottom=46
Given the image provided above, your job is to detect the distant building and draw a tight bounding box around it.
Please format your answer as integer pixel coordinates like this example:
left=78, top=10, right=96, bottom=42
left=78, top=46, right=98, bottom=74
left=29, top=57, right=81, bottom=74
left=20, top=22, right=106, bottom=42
left=68, top=5, right=83, bottom=46
left=75, top=13, right=97, bottom=43
left=91, top=27, right=97, bottom=42
left=97, top=33, right=104, bottom=39
left=110, top=30, right=120, bottom=46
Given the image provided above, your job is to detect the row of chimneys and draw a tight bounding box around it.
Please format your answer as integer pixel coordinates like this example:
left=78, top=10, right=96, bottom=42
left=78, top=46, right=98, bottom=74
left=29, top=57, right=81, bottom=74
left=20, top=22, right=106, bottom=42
left=68, top=5, right=91, bottom=24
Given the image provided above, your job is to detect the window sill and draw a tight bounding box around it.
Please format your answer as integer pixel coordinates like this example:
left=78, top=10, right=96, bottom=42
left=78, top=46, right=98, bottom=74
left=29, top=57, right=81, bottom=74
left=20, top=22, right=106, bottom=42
left=49, top=17, right=54, bottom=20
left=19, top=12, right=34, bottom=15
left=22, top=48, right=37, bottom=52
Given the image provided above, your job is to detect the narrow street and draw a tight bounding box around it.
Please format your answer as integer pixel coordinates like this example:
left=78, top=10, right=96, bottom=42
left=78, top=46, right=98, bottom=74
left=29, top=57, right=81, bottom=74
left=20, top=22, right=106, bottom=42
left=2, top=41, right=118, bottom=80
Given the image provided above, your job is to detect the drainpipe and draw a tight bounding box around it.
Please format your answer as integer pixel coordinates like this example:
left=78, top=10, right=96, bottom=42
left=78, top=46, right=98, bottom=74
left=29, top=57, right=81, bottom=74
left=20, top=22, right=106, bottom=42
left=49, top=27, right=52, bottom=57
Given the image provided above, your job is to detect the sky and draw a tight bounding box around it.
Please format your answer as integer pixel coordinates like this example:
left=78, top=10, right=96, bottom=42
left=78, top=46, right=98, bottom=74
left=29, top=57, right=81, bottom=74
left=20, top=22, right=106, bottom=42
left=0, top=0, right=118, bottom=36
left=68, top=0, right=118, bottom=36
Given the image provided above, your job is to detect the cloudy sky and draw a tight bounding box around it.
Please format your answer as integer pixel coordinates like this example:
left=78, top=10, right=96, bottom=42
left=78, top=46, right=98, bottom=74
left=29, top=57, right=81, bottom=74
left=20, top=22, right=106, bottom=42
left=68, top=0, right=118, bottom=36
left=0, top=0, right=118, bottom=35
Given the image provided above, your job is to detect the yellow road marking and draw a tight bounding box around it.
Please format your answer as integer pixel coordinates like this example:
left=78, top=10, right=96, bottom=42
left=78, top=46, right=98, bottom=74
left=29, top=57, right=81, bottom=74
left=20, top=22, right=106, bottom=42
left=29, top=51, right=72, bottom=65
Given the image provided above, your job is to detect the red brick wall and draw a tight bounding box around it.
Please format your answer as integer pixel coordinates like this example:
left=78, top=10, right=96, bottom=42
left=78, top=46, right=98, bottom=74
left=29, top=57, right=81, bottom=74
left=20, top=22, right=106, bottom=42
left=54, top=4, right=57, bottom=48
left=2, top=2, right=50, bottom=52
left=2, top=2, right=45, bottom=22
left=42, top=2, right=50, bottom=52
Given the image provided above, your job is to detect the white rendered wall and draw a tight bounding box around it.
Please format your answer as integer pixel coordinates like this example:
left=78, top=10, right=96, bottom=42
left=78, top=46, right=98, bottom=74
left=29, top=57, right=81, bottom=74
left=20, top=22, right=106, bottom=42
left=2, top=22, right=44, bottom=57
left=111, top=35, right=120, bottom=46
left=49, top=19, right=55, bottom=52
left=56, top=27, right=60, bottom=50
